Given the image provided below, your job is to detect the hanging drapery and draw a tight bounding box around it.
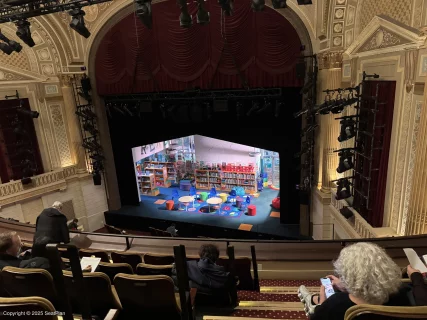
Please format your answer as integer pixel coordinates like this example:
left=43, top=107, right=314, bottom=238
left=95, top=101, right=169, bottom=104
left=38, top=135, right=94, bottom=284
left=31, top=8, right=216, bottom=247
left=95, top=0, right=303, bottom=95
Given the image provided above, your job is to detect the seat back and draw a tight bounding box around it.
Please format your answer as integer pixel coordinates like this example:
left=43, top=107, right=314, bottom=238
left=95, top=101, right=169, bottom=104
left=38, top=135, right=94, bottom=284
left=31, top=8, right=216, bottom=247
left=345, top=305, right=427, bottom=320
left=1, top=267, right=57, bottom=304
left=114, top=274, right=180, bottom=319
left=63, top=271, right=121, bottom=318
left=0, top=297, right=57, bottom=320
left=136, top=263, right=173, bottom=276
left=111, top=251, right=142, bottom=272
left=98, top=262, right=133, bottom=282
left=217, top=257, right=254, bottom=290
left=104, top=224, right=124, bottom=234
left=79, top=249, right=110, bottom=262
left=21, top=242, right=33, bottom=252
left=143, top=253, right=175, bottom=265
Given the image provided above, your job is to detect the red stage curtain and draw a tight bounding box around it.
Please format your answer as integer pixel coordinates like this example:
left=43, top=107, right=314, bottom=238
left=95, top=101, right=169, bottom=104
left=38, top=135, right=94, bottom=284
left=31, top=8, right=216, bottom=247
left=95, top=0, right=303, bottom=95
left=353, top=81, right=396, bottom=227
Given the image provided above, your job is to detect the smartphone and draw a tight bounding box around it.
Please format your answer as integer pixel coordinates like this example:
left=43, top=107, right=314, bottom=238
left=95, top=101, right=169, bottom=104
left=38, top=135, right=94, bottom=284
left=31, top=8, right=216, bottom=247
left=321, top=277, right=335, bottom=299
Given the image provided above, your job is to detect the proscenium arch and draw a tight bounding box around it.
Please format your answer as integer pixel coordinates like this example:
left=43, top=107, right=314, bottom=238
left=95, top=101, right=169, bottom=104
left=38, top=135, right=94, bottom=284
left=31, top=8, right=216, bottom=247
left=86, top=0, right=314, bottom=210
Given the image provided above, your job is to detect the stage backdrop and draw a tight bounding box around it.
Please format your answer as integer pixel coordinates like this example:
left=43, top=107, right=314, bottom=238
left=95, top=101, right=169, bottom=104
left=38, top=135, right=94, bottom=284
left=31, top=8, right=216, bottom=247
left=95, top=0, right=303, bottom=95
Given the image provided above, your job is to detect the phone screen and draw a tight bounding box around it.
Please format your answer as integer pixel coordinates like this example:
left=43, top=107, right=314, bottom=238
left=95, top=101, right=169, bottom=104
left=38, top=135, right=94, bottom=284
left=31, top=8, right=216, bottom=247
left=320, top=278, right=335, bottom=299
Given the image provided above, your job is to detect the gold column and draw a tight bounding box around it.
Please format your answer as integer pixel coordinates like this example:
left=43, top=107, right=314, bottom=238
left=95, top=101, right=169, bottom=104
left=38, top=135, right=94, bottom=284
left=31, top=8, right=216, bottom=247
left=318, top=52, right=343, bottom=193
left=405, top=76, right=427, bottom=235
left=61, top=75, right=87, bottom=173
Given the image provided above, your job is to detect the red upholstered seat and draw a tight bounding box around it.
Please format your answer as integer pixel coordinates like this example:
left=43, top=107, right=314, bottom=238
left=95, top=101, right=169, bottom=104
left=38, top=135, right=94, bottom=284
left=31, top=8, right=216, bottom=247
left=247, top=205, right=256, bottom=216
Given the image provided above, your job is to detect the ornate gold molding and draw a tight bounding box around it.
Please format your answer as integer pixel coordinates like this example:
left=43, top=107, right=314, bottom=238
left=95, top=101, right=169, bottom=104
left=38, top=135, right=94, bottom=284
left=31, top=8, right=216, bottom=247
left=318, top=51, right=343, bottom=70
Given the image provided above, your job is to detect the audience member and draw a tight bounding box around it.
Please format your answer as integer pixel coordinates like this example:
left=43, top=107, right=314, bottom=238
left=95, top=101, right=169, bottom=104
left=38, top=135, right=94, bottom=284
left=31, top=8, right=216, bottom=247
left=0, top=232, right=24, bottom=269
left=407, top=265, right=427, bottom=306
left=34, top=201, right=70, bottom=244
left=67, top=218, right=79, bottom=230
left=298, top=242, right=408, bottom=320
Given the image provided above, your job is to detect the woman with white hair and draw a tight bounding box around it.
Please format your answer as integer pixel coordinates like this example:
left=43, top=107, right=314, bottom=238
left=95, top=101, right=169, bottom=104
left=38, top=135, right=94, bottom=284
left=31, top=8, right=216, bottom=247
left=33, top=201, right=70, bottom=244
left=298, top=242, right=410, bottom=320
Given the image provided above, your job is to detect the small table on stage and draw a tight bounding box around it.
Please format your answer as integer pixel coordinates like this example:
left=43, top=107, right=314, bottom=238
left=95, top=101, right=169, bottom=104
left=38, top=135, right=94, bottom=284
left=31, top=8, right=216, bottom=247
left=206, top=197, right=223, bottom=213
left=178, top=196, right=194, bottom=211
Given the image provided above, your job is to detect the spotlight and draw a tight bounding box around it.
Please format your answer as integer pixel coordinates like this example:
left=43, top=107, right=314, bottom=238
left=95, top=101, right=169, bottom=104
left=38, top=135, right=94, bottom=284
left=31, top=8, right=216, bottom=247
left=92, top=171, right=102, bottom=185
left=218, top=0, right=233, bottom=15
left=135, top=0, right=153, bottom=29
left=196, top=0, right=210, bottom=24
left=275, top=101, right=282, bottom=118
left=17, top=107, right=39, bottom=119
left=0, top=30, right=22, bottom=52
left=297, top=0, right=312, bottom=4
left=338, top=118, right=356, bottom=142
left=247, top=102, right=260, bottom=116
left=236, top=101, right=242, bottom=119
left=300, top=124, right=318, bottom=137
left=272, top=0, right=287, bottom=8
left=90, top=154, right=105, bottom=161
left=82, top=140, right=101, bottom=152
left=83, top=122, right=98, bottom=136
left=336, top=178, right=352, bottom=200
left=177, top=0, right=192, bottom=28
left=75, top=109, right=96, bottom=120
left=256, top=99, right=271, bottom=113
left=69, top=8, right=91, bottom=38
left=336, top=149, right=354, bottom=173
left=15, top=20, right=35, bottom=47
left=0, top=42, right=13, bottom=55
left=251, top=0, right=265, bottom=11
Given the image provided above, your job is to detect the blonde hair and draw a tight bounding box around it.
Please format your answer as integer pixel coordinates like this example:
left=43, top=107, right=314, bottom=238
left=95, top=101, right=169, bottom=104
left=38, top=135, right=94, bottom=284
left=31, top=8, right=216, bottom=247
left=52, top=201, right=63, bottom=210
left=333, top=242, right=401, bottom=305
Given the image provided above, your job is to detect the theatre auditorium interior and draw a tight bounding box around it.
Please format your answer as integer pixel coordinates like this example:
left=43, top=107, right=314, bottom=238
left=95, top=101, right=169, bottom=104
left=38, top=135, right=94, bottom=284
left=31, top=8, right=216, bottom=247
left=3, top=0, right=427, bottom=319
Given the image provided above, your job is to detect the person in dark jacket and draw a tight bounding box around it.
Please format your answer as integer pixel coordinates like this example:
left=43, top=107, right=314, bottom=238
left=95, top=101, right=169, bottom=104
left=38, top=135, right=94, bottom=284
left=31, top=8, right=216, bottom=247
left=186, top=244, right=231, bottom=293
left=0, top=231, right=23, bottom=269
left=407, top=264, right=427, bottom=306
left=34, top=201, right=70, bottom=244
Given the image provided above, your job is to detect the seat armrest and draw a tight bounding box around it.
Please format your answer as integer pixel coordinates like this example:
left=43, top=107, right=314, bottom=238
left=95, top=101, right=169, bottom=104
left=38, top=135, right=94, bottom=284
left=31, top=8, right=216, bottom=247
left=104, top=309, right=119, bottom=320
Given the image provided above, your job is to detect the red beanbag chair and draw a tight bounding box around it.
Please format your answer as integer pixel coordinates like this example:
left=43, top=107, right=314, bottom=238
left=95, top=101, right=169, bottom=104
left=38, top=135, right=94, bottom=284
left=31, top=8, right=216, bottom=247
left=272, top=197, right=280, bottom=210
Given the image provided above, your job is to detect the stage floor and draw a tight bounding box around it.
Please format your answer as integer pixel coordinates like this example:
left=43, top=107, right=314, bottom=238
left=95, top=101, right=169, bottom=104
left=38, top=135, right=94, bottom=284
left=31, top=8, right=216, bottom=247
left=109, top=187, right=301, bottom=238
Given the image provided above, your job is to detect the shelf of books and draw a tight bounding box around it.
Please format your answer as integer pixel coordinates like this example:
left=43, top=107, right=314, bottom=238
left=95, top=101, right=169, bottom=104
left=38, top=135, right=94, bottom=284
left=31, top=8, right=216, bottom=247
left=195, top=169, right=256, bottom=193
left=144, top=161, right=176, bottom=184
left=137, top=174, right=159, bottom=196
left=143, top=166, right=171, bottom=188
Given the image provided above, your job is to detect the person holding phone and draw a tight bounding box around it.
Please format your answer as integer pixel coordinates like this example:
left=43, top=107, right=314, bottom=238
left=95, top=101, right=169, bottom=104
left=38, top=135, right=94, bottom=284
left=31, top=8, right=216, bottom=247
left=407, top=265, right=427, bottom=306
left=298, top=242, right=409, bottom=319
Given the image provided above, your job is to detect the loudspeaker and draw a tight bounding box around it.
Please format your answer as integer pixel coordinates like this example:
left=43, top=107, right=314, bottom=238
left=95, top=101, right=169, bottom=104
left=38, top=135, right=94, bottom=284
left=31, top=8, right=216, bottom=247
left=296, top=62, right=306, bottom=79
left=93, top=172, right=101, bottom=185
left=21, top=177, right=32, bottom=185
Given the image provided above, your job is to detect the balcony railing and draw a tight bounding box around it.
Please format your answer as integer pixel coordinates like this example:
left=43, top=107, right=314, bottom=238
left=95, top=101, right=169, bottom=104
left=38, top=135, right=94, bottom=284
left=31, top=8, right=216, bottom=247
left=330, top=189, right=376, bottom=239
left=0, top=166, right=79, bottom=206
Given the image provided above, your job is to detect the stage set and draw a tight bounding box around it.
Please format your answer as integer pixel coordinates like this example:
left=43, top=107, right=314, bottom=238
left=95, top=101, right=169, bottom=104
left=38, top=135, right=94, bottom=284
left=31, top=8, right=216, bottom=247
left=105, top=135, right=303, bottom=239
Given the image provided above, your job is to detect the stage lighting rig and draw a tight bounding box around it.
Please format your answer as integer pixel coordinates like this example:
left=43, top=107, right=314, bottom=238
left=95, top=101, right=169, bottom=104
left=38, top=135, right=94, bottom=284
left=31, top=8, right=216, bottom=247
left=335, top=148, right=355, bottom=173
left=251, top=0, right=265, bottom=11
left=337, top=116, right=358, bottom=142
left=83, top=122, right=98, bottom=136
left=196, top=0, right=209, bottom=24
left=82, top=139, right=101, bottom=152
left=135, top=0, right=152, bottom=28
left=177, top=0, right=192, bottom=28
left=272, top=0, right=287, bottom=9
left=15, top=20, right=35, bottom=47
left=0, top=42, right=13, bottom=55
left=0, top=30, right=22, bottom=53
left=69, top=8, right=91, bottom=38
left=218, top=0, right=233, bottom=15
left=300, top=124, right=318, bottom=137
left=294, top=141, right=313, bottom=158
left=246, top=101, right=260, bottom=116
left=334, top=177, right=353, bottom=200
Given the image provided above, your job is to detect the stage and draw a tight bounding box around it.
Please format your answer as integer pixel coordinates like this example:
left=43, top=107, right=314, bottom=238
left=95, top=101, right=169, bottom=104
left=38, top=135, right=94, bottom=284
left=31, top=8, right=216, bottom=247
left=104, top=187, right=306, bottom=240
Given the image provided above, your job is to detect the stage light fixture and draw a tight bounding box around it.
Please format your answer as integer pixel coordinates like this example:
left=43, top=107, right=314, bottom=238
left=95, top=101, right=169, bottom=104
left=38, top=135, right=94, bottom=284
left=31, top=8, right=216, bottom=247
left=251, top=0, right=265, bottom=11
left=236, top=101, right=242, bottom=119
left=337, top=150, right=354, bottom=173
left=336, top=178, right=352, bottom=200
left=218, top=0, right=233, bottom=15
left=135, top=0, right=153, bottom=28
left=16, top=106, right=39, bottom=118
left=338, top=118, right=356, bottom=142
left=76, top=109, right=96, bottom=120
left=297, top=0, right=312, bottom=4
left=246, top=102, right=260, bottom=116
left=69, top=8, right=91, bottom=38
left=0, top=42, right=13, bottom=55
left=83, top=122, right=98, bottom=136
left=272, top=0, right=287, bottom=9
left=177, top=0, right=192, bottom=28
left=15, top=20, right=35, bottom=47
left=196, top=0, right=210, bottom=24
left=257, top=99, right=271, bottom=113
left=0, top=30, right=22, bottom=53
left=275, top=101, right=282, bottom=118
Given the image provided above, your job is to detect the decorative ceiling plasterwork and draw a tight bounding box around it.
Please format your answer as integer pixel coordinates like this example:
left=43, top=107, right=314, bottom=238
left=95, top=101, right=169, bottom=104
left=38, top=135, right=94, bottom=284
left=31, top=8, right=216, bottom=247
left=345, top=16, right=426, bottom=58
left=0, top=70, right=25, bottom=81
